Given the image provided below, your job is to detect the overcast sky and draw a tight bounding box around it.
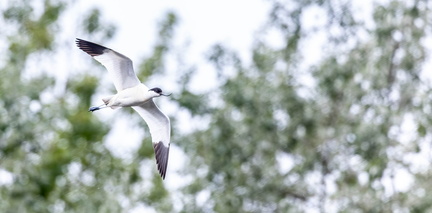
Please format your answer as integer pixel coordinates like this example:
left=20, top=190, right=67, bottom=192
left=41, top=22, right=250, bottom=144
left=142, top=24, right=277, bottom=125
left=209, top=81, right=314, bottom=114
left=78, top=0, right=270, bottom=66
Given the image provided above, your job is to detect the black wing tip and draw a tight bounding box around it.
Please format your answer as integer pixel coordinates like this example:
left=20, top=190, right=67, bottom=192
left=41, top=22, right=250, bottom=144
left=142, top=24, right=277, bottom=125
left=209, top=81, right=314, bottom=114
left=153, top=141, right=170, bottom=180
left=75, top=38, right=108, bottom=57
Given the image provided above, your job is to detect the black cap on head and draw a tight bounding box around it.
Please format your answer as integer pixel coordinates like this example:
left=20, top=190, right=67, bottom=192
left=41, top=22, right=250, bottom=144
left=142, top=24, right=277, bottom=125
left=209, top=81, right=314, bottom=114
left=149, top=87, right=171, bottom=96
left=150, top=87, right=163, bottom=94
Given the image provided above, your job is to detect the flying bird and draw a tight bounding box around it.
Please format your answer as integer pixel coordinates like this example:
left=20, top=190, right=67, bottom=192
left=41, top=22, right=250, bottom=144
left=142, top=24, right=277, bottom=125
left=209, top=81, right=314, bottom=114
left=76, top=38, right=171, bottom=179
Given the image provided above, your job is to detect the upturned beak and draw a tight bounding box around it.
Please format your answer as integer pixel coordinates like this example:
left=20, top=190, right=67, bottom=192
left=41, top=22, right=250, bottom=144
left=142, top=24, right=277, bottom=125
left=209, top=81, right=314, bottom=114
left=148, top=89, right=171, bottom=97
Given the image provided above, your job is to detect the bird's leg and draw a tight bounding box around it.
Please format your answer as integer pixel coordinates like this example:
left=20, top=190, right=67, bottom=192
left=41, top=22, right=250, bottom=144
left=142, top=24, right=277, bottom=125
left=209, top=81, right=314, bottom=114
left=89, top=104, right=108, bottom=112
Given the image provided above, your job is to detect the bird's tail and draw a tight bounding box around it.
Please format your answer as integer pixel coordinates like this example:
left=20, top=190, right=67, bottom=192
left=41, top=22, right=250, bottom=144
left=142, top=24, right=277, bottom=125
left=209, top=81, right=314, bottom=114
left=102, top=95, right=119, bottom=109
left=102, top=96, right=113, bottom=105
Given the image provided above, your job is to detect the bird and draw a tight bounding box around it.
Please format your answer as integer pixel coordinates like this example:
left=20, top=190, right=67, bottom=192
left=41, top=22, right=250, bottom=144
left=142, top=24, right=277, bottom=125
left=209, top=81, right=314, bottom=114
left=76, top=38, right=171, bottom=179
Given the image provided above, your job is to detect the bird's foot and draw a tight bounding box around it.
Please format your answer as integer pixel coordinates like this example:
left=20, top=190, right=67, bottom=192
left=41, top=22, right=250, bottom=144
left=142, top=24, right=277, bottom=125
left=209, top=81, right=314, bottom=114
left=89, top=106, right=100, bottom=112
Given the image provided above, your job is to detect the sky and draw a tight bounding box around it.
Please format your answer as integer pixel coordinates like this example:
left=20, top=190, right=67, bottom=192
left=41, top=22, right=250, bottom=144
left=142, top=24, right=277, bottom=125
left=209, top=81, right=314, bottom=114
left=77, top=0, right=270, bottom=72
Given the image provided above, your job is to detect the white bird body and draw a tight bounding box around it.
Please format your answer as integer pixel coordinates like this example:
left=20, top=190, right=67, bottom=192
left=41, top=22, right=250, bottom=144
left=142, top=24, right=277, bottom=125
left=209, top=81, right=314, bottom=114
left=103, top=84, right=153, bottom=109
left=76, top=38, right=171, bottom=179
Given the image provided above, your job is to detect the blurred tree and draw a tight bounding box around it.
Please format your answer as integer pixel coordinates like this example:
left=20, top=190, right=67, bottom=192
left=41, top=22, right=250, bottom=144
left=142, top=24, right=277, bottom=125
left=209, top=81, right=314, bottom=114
left=0, top=1, right=173, bottom=212
left=176, top=0, right=432, bottom=212
left=2, top=0, right=432, bottom=212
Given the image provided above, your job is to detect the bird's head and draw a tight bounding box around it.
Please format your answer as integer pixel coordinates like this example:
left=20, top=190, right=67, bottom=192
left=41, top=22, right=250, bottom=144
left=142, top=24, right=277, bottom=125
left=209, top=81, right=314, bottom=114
left=149, top=87, right=171, bottom=97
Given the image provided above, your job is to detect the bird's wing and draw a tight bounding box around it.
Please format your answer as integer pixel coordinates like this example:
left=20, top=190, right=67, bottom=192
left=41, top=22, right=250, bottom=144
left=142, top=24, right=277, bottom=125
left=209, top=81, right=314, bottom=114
left=132, top=100, right=170, bottom=179
left=76, top=38, right=141, bottom=91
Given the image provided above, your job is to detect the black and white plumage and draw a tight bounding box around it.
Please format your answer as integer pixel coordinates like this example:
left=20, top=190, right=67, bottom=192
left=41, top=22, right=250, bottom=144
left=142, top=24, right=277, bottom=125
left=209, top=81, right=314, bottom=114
left=76, top=38, right=171, bottom=179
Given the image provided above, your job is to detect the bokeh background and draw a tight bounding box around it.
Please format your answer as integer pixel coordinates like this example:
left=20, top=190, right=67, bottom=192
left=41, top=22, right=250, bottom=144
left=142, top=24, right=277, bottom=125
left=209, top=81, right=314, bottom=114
left=1, top=0, right=432, bottom=212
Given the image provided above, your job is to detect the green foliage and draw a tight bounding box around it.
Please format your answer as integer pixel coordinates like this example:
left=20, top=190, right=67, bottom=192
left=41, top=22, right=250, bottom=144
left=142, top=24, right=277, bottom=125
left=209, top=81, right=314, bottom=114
left=176, top=0, right=432, bottom=212
left=82, top=8, right=116, bottom=39
left=138, top=12, right=177, bottom=79
left=177, top=90, right=208, bottom=115
left=3, top=0, right=65, bottom=51
left=2, top=0, right=432, bottom=212
left=179, top=43, right=310, bottom=212
left=0, top=1, right=171, bottom=212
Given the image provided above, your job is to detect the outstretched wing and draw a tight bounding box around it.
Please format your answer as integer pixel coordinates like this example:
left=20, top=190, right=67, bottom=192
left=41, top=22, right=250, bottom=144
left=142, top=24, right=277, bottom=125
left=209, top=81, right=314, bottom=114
left=132, top=100, right=170, bottom=179
left=76, top=38, right=141, bottom=91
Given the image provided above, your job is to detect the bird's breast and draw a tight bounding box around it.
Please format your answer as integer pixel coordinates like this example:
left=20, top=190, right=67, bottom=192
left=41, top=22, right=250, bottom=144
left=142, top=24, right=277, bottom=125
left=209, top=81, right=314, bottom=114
left=115, top=84, right=152, bottom=107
